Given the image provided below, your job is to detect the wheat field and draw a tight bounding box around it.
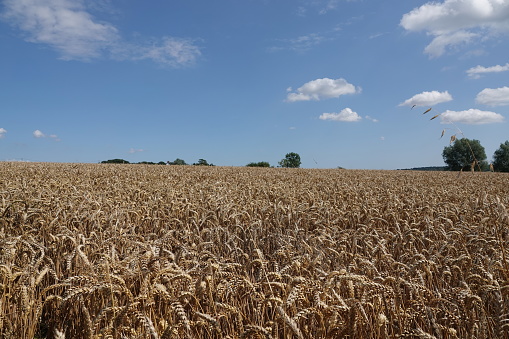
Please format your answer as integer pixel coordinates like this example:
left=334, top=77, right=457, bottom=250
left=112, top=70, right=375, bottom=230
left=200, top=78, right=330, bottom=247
left=1, top=162, right=508, bottom=338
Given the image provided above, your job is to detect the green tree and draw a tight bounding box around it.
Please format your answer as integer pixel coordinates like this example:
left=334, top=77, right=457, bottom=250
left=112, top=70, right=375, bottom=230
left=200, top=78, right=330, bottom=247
left=193, top=159, right=214, bottom=166
left=101, top=159, right=129, bottom=164
left=279, top=152, right=301, bottom=168
left=246, top=161, right=270, bottom=167
left=167, top=158, right=187, bottom=165
left=442, top=138, right=488, bottom=171
left=493, top=140, right=509, bottom=172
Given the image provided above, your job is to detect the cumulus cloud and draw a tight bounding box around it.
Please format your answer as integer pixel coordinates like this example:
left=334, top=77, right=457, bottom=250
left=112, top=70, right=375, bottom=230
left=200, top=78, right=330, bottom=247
left=128, top=148, right=144, bottom=154
left=440, top=109, right=505, bottom=124
left=476, top=87, right=509, bottom=106
left=0, top=128, right=6, bottom=138
left=319, top=108, right=362, bottom=122
left=400, top=0, right=509, bottom=57
left=1, top=0, right=201, bottom=66
left=286, top=78, right=360, bottom=102
left=399, top=91, right=453, bottom=107
left=467, top=63, right=509, bottom=79
left=33, top=130, right=45, bottom=138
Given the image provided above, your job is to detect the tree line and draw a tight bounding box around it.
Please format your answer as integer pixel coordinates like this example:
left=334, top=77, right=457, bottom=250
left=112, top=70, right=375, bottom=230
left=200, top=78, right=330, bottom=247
left=442, top=139, right=509, bottom=172
left=99, top=142, right=509, bottom=172
left=100, top=158, right=214, bottom=166
left=100, top=153, right=302, bottom=168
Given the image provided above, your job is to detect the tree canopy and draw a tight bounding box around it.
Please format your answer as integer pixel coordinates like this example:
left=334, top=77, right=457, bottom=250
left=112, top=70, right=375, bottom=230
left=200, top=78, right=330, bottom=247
left=493, top=140, right=509, bottom=172
left=167, top=158, right=187, bottom=165
left=101, top=159, right=130, bottom=164
left=246, top=161, right=270, bottom=167
left=279, top=152, right=301, bottom=168
left=442, top=138, right=488, bottom=171
left=193, top=159, right=214, bottom=166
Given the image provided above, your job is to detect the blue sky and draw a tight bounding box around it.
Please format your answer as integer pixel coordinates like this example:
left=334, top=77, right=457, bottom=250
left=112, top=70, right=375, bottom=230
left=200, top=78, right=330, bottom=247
left=1, top=0, right=508, bottom=169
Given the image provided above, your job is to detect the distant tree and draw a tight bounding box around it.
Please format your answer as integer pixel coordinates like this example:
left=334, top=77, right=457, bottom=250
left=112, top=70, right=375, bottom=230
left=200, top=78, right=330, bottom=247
left=246, top=161, right=270, bottom=167
left=158, top=161, right=166, bottom=165
left=167, top=158, right=188, bottom=165
left=101, top=159, right=129, bottom=164
left=279, top=152, right=301, bottom=168
left=137, top=161, right=156, bottom=165
left=442, top=138, right=488, bottom=171
left=493, top=140, right=509, bottom=172
left=193, top=159, right=214, bottom=166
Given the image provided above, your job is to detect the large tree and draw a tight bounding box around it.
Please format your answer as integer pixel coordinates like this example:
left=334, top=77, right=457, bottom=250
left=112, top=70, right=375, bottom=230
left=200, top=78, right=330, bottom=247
left=442, top=138, right=488, bottom=171
left=493, top=140, right=509, bottom=172
left=279, top=152, right=301, bottom=168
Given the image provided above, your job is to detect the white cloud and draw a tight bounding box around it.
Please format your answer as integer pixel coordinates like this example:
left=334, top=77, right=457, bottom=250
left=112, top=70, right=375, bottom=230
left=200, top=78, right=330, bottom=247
left=286, top=78, right=360, bottom=102
left=112, top=37, right=202, bottom=67
left=440, top=109, right=505, bottom=124
left=476, top=87, right=509, bottom=106
left=399, top=91, right=453, bottom=107
left=365, top=115, right=379, bottom=122
left=2, top=0, right=119, bottom=60
left=319, top=108, right=362, bottom=122
left=0, top=128, right=6, bottom=138
left=423, top=30, right=478, bottom=58
left=128, top=148, right=144, bottom=154
left=1, top=0, right=201, bottom=66
left=400, top=0, right=509, bottom=57
left=467, top=63, right=509, bottom=79
left=319, top=0, right=340, bottom=14
left=33, top=129, right=45, bottom=138
left=269, top=33, right=329, bottom=53
left=33, top=129, right=60, bottom=140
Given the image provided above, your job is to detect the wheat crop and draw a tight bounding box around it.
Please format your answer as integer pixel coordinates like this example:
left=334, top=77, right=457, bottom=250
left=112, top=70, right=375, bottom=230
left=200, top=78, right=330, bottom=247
left=1, top=162, right=508, bottom=338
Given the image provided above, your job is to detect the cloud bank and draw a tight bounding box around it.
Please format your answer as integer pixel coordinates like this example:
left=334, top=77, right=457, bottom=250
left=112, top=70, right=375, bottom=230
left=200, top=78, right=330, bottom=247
left=401, top=0, right=509, bottom=57
left=440, top=109, right=505, bottom=124
left=286, top=78, right=360, bottom=102
left=1, top=0, right=201, bottom=66
left=400, top=91, right=453, bottom=107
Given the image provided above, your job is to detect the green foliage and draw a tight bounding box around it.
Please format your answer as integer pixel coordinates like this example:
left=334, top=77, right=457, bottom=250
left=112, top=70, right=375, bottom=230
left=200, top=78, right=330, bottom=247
left=193, top=159, right=214, bottom=166
left=167, top=158, right=188, bottom=165
left=101, top=159, right=130, bottom=164
left=246, top=161, right=270, bottom=167
left=442, top=138, right=488, bottom=171
left=493, top=140, right=509, bottom=172
left=279, top=152, right=301, bottom=168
